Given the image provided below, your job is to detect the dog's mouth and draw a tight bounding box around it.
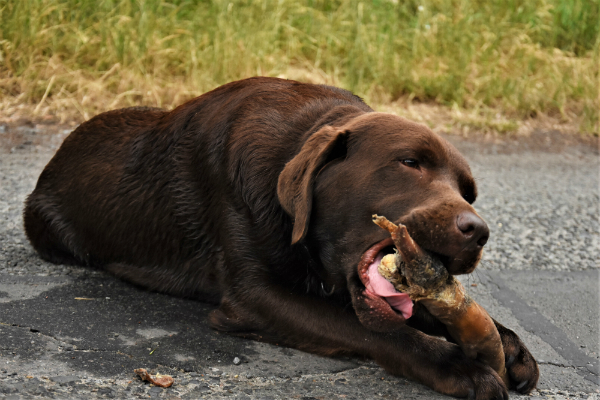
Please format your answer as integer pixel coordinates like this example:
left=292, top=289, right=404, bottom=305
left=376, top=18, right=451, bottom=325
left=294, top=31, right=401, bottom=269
left=356, top=238, right=414, bottom=319
left=357, top=238, right=394, bottom=286
left=356, top=237, right=452, bottom=321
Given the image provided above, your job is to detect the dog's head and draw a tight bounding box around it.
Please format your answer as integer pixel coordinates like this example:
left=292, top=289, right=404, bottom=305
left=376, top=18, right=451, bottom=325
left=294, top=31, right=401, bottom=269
left=277, top=112, right=489, bottom=331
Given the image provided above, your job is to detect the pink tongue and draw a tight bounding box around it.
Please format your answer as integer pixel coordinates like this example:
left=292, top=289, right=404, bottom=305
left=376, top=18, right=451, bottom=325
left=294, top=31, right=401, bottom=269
left=366, top=255, right=413, bottom=319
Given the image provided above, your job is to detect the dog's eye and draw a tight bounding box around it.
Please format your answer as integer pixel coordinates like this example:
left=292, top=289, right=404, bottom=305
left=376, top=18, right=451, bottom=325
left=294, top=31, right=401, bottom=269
left=400, top=159, right=420, bottom=169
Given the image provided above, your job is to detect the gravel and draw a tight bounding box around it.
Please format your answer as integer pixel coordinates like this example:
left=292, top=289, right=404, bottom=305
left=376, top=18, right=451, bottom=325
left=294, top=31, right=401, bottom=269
left=471, top=151, right=599, bottom=272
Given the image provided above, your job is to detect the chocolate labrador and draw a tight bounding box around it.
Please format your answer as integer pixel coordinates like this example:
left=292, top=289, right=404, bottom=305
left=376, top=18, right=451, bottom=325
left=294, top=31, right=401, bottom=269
left=24, top=77, right=538, bottom=399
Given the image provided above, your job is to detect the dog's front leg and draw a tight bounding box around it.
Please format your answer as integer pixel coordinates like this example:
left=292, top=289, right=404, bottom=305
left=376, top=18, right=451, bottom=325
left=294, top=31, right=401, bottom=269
left=209, top=278, right=508, bottom=400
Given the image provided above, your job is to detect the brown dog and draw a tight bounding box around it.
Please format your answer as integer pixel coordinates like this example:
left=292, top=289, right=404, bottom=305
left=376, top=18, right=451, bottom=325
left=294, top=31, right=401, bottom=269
left=24, top=77, right=538, bottom=399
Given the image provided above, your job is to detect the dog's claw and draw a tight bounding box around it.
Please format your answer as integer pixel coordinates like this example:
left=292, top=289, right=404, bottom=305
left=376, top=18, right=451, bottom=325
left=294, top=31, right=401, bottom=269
left=506, top=354, right=515, bottom=367
left=516, top=380, right=529, bottom=391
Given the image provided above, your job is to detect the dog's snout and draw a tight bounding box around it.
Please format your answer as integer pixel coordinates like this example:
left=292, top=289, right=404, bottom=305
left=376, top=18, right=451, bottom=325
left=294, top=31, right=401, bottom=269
left=456, top=211, right=489, bottom=247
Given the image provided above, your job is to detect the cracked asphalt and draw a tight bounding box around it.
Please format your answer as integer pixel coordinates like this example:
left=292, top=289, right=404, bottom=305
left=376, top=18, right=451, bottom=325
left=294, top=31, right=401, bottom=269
left=0, top=122, right=598, bottom=399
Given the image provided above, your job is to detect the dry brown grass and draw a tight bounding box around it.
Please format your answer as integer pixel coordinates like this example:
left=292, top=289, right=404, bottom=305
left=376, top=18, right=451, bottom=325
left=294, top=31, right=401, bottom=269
left=0, top=0, right=597, bottom=135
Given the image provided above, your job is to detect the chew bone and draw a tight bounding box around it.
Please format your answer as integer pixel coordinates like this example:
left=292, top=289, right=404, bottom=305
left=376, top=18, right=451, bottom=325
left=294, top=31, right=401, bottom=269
left=372, top=215, right=508, bottom=384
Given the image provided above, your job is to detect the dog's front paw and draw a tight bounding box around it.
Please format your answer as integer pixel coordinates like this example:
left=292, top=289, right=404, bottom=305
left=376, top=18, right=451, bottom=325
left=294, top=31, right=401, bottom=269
left=379, top=339, right=508, bottom=400
left=496, top=322, right=539, bottom=393
left=439, top=348, right=509, bottom=400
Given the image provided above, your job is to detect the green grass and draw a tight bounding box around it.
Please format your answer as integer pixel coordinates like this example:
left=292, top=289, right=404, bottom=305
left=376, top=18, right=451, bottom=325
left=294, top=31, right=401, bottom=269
left=0, top=0, right=598, bottom=133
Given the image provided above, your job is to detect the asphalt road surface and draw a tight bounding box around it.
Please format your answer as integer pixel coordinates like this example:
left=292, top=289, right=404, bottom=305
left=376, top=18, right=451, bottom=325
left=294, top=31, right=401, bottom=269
left=0, top=122, right=598, bottom=399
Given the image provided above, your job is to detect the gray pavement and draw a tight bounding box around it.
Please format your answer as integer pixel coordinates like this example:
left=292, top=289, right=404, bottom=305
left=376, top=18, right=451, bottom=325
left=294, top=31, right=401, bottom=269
left=0, top=123, right=598, bottom=399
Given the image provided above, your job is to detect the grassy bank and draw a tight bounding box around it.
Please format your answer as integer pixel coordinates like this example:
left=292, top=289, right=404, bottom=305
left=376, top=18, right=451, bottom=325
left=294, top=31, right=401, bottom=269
left=0, top=0, right=598, bottom=133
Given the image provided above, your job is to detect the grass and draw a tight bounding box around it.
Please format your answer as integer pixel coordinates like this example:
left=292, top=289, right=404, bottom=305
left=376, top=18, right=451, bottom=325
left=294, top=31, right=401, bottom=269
left=0, top=0, right=598, bottom=134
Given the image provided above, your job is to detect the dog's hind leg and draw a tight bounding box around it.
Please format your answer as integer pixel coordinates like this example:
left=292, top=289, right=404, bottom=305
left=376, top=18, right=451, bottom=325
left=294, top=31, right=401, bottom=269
left=23, top=195, right=83, bottom=266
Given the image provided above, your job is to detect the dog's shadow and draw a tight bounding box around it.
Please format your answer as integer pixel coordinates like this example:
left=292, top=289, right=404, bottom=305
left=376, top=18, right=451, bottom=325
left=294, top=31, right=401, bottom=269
left=0, top=265, right=360, bottom=379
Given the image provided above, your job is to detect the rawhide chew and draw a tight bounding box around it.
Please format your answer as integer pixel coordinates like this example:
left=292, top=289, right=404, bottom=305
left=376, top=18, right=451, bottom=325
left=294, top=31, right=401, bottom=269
left=372, top=215, right=508, bottom=384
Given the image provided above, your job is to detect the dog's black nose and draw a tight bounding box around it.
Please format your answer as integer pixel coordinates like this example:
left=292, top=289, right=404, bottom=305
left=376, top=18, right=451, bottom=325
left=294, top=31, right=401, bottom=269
left=456, top=211, right=489, bottom=247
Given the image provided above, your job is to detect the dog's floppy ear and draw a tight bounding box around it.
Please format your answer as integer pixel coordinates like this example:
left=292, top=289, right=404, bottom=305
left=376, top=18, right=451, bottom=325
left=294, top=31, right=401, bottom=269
left=278, top=126, right=348, bottom=245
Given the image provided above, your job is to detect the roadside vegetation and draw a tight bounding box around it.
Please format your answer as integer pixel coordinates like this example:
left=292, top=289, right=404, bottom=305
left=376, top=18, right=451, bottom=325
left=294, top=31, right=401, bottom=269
left=0, top=0, right=598, bottom=134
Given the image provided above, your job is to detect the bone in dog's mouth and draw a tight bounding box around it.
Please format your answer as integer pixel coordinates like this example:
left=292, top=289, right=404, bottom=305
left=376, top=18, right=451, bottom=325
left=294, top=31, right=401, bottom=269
left=357, top=228, right=454, bottom=320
